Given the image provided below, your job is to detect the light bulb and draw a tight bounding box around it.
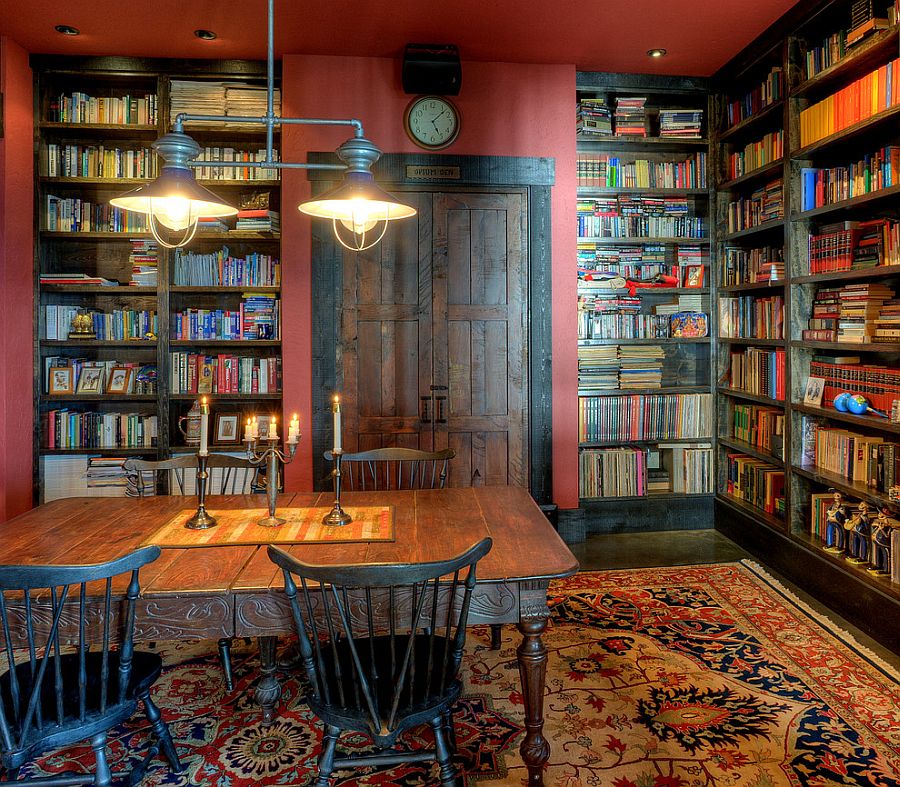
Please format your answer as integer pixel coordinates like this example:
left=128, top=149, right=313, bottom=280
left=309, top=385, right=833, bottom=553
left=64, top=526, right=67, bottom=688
left=150, top=196, right=195, bottom=231
left=338, top=199, right=385, bottom=235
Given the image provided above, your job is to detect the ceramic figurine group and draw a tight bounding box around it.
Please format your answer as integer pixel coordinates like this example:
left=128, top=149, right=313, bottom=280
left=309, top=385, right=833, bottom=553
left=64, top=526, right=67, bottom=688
left=824, top=490, right=897, bottom=576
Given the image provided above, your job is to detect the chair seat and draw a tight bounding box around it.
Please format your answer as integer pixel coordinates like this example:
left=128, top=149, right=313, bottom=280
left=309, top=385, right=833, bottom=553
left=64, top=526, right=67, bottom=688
left=1, top=650, right=162, bottom=769
left=309, top=634, right=461, bottom=744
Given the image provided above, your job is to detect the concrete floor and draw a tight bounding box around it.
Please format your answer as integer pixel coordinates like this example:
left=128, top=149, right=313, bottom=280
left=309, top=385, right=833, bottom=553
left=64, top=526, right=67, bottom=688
left=569, top=529, right=900, bottom=671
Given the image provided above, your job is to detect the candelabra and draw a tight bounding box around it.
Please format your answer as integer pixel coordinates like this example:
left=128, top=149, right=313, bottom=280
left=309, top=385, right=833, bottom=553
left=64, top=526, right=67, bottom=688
left=246, top=434, right=299, bottom=527
left=322, top=450, right=353, bottom=526
left=185, top=453, right=218, bottom=529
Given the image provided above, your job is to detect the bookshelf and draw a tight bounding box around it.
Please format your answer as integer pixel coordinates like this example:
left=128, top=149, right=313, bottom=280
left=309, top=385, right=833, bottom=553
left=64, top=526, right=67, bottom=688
left=575, top=72, right=714, bottom=530
left=32, top=56, right=283, bottom=501
left=711, top=0, right=900, bottom=628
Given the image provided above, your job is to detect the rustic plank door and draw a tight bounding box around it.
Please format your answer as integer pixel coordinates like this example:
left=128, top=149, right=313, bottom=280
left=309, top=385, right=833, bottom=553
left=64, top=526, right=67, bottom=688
left=340, top=189, right=528, bottom=487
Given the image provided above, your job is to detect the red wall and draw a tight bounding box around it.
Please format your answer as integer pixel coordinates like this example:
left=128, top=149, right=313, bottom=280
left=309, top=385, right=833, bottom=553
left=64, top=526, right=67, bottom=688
left=279, top=54, right=578, bottom=508
left=0, top=37, right=35, bottom=520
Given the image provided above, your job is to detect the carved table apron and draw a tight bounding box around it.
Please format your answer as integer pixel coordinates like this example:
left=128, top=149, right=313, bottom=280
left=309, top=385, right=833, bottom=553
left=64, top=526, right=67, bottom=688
left=0, top=487, right=578, bottom=786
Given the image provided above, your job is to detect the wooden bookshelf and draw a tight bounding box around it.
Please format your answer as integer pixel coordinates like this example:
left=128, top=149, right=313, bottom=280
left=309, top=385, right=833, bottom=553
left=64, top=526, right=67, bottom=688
left=576, top=72, right=714, bottom=517
left=711, top=0, right=900, bottom=641
left=32, top=55, right=283, bottom=503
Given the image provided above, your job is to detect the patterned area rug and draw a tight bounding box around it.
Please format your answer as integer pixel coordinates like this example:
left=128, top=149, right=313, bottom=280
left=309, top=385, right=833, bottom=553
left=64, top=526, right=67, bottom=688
left=18, top=561, right=900, bottom=786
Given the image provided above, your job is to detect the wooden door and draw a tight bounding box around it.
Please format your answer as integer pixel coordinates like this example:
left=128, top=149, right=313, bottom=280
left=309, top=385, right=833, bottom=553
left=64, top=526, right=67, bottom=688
left=341, top=189, right=528, bottom=487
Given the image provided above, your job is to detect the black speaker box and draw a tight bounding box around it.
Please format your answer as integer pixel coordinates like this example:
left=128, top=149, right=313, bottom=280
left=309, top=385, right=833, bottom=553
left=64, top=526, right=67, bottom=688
left=402, top=44, right=462, bottom=96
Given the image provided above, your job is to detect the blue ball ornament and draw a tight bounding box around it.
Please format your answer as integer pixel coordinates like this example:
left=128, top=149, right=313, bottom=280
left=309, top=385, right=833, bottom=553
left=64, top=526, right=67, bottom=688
left=833, top=392, right=852, bottom=412
left=847, top=394, right=869, bottom=415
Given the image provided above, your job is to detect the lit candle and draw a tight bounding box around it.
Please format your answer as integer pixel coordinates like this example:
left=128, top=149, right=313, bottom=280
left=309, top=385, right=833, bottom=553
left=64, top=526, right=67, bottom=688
left=244, top=417, right=253, bottom=442
left=269, top=415, right=278, bottom=442
left=333, top=395, right=342, bottom=453
left=252, top=416, right=259, bottom=440
left=288, top=413, right=300, bottom=444
left=199, top=396, right=209, bottom=456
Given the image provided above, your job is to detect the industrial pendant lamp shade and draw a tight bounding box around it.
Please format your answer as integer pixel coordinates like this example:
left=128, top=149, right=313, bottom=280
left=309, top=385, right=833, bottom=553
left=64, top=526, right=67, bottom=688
left=297, top=136, right=415, bottom=250
left=108, top=0, right=415, bottom=251
left=110, top=132, right=237, bottom=248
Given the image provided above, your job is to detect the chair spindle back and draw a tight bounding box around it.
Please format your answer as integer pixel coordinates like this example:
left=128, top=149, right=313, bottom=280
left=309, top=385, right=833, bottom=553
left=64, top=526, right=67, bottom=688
left=324, top=448, right=455, bottom=491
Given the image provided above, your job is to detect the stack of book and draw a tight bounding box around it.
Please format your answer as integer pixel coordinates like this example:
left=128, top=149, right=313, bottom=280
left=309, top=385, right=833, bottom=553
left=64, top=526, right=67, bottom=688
left=579, top=446, right=647, bottom=498
left=803, top=287, right=842, bottom=341
left=170, top=81, right=281, bottom=129
left=86, top=457, right=131, bottom=493
left=718, top=294, right=784, bottom=339
left=724, top=453, right=785, bottom=517
left=170, top=352, right=282, bottom=394
left=241, top=293, right=280, bottom=340
left=614, top=97, right=648, bottom=137
left=728, top=347, right=786, bottom=400
left=198, top=217, right=231, bottom=233
left=129, top=239, right=158, bottom=286
left=733, top=403, right=784, bottom=457
left=235, top=209, right=280, bottom=233
left=873, top=298, right=900, bottom=341
left=658, top=108, right=703, bottom=138
left=722, top=246, right=783, bottom=285
left=578, top=393, right=711, bottom=443
left=39, top=272, right=118, bottom=287
left=618, top=344, right=664, bottom=389
left=847, top=0, right=890, bottom=45
left=174, top=247, right=280, bottom=287
left=808, top=219, right=900, bottom=273
left=800, top=146, right=900, bottom=210
left=726, top=178, right=784, bottom=234
left=725, top=66, right=783, bottom=127
left=729, top=130, right=783, bottom=180
left=838, top=282, right=894, bottom=342
left=576, top=98, right=612, bottom=136
left=577, top=345, right=619, bottom=393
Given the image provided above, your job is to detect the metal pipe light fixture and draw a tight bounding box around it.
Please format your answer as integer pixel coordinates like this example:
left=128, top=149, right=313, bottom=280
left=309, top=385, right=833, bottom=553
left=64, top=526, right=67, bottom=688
left=110, top=0, right=416, bottom=250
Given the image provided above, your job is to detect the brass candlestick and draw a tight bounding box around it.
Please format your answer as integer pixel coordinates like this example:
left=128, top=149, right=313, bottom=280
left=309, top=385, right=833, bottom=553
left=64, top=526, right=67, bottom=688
left=185, top=453, right=218, bottom=529
left=246, top=434, right=299, bottom=527
left=322, top=450, right=352, bottom=527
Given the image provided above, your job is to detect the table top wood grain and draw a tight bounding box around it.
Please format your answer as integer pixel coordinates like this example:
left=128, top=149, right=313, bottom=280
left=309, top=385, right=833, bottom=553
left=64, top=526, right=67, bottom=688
left=0, top=488, right=578, bottom=599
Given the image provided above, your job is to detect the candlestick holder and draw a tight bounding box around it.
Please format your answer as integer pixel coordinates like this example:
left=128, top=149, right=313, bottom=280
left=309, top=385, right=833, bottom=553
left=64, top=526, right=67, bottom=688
left=185, top=453, right=218, bottom=529
left=323, top=450, right=353, bottom=527
left=246, top=435, right=299, bottom=527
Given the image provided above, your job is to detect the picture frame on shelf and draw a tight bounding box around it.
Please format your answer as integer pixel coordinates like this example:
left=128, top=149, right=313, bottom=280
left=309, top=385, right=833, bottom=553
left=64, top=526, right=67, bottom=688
left=215, top=413, right=241, bottom=445
left=255, top=414, right=273, bottom=440
left=48, top=366, right=74, bottom=395
left=106, top=367, right=134, bottom=394
left=684, top=265, right=705, bottom=288
left=803, top=376, right=825, bottom=407
left=76, top=367, right=105, bottom=395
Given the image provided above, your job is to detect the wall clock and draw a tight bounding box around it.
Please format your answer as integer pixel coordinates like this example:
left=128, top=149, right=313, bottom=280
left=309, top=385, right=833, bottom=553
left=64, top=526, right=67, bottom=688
left=403, top=95, right=460, bottom=150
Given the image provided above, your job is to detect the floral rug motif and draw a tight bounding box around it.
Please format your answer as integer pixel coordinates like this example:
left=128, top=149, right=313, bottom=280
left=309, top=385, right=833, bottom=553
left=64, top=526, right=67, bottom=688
left=18, top=561, right=900, bottom=785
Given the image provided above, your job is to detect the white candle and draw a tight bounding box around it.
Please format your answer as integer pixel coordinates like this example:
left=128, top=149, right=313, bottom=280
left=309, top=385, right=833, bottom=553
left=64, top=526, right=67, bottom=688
left=244, top=417, right=253, bottom=442
left=288, top=413, right=300, bottom=444
left=333, top=395, right=342, bottom=453
left=199, top=397, right=209, bottom=456
left=269, top=415, right=278, bottom=442
left=252, top=416, right=259, bottom=440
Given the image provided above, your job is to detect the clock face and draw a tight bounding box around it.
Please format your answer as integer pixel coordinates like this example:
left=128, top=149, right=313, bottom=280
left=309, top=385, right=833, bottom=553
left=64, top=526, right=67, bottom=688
left=404, top=96, right=460, bottom=150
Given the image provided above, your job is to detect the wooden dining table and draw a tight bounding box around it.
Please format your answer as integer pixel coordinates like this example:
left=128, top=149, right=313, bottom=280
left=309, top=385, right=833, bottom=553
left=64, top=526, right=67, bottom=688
left=0, top=486, right=577, bottom=786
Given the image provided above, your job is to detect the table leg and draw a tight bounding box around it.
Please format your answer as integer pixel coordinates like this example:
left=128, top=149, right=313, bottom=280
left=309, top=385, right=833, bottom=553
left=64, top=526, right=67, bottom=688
left=517, top=615, right=549, bottom=786
left=255, top=635, right=281, bottom=723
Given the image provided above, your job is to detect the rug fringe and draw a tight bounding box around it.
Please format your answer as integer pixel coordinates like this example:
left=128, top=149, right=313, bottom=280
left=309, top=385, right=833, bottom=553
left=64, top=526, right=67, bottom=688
left=740, top=559, right=900, bottom=681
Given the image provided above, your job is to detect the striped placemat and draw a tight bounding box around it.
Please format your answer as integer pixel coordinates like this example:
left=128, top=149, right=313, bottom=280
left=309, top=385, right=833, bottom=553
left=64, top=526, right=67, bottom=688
left=143, top=506, right=394, bottom=547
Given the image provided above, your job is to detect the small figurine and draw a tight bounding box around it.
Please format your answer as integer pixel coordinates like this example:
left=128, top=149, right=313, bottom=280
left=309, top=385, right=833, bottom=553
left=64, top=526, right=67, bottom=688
left=845, top=500, right=871, bottom=565
left=68, top=310, right=96, bottom=340
left=869, top=507, right=898, bottom=576
left=824, top=489, right=849, bottom=554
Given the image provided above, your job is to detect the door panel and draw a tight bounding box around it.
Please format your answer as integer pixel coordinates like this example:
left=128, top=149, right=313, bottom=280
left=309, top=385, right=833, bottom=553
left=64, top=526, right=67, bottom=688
left=342, top=189, right=527, bottom=486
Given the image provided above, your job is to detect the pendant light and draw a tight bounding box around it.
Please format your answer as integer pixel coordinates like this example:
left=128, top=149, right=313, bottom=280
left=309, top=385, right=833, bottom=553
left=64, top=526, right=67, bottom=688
left=110, top=0, right=416, bottom=250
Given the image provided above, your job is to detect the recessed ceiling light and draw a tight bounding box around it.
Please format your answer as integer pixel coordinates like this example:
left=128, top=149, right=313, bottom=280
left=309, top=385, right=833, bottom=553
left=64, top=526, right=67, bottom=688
left=647, top=48, right=667, bottom=58
left=194, top=29, right=217, bottom=40
left=54, top=25, right=80, bottom=36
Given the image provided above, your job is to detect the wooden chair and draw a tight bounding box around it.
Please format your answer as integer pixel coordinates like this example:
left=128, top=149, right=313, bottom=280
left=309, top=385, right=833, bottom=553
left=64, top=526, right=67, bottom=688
left=123, top=453, right=259, bottom=497
left=324, top=447, right=455, bottom=490
left=323, top=446, right=503, bottom=650
left=268, top=537, right=492, bottom=787
left=0, top=545, right=183, bottom=785
left=123, top=454, right=259, bottom=691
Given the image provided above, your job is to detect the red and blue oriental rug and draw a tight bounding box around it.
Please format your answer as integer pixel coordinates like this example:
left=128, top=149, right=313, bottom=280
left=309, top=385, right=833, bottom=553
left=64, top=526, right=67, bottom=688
left=18, top=561, right=900, bottom=785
